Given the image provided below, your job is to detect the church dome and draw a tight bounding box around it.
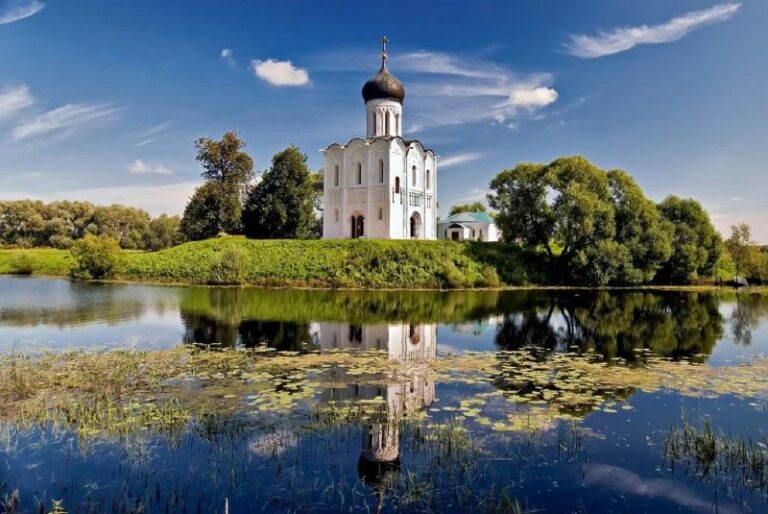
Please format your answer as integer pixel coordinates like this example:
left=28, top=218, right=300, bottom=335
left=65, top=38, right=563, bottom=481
left=362, top=65, right=405, bottom=103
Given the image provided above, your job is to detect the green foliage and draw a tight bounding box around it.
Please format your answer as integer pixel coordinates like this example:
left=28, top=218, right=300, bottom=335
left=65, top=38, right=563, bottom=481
left=488, top=156, right=674, bottom=285
left=181, top=131, right=254, bottom=241
left=0, top=249, right=72, bottom=275
left=243, top=146, right=320, bottom=239
left=70, top=235, right=124, bottom=279
left=657, top=196, right=722, bottom=284
left=9, top=252, right=35, bottom=275
left=147, top=214, right=183, bottom=251
left=726, top=223, right=753, bottom=278
left=208, top=244, right=250, bottom=285
left=181, top=181, right=243, bottom=240
left=0, top=200, right=180, bottom=250
left=449, top=202, right=487, bottom=216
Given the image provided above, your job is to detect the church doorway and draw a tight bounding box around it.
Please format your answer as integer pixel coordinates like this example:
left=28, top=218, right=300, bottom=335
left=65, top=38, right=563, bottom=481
left=409, top=212, right=422, bottom=239
left=350, top=212, right=365, bottom=238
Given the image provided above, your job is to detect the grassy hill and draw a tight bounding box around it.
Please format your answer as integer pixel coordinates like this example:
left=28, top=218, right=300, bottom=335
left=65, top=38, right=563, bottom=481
left=0, top=238, right=524, bottom=289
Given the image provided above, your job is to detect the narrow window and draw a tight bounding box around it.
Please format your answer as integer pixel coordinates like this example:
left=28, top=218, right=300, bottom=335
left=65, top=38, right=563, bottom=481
left=334, top=208, right=339, bottom=222
left=426, top=170, right=431, bottom=190
left=385, top=112, right=390, bottom=135
left=412, top=165, right=417, bottom=186
left=395, top=113, right=400, bottom=134
left=372, top=112, right=377, bottom=135
left=378, top=207, right=383, bottom=220
left=395, top=176, right=400, bottom=194
left=334, top=165, right=339, bottom=187
left=357, top=163, right=362, bottom=184
left=480, top=229, right=483, bottom=240
left=379, top=160, right=384, bottom=183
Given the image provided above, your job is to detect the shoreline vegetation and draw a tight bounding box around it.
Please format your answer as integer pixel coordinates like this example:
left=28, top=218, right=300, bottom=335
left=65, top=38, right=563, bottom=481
left=0, top=237, right=749, bottom=291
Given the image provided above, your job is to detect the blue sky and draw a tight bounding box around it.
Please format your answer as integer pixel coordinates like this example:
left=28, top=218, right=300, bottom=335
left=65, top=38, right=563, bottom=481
left=1, top=0, right=766, bottom=239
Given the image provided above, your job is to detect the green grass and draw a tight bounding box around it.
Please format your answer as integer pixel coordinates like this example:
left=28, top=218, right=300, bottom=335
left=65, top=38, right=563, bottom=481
left=0, top=248, right=73, bottom=276
left=0, top=238, right=512, bottom=289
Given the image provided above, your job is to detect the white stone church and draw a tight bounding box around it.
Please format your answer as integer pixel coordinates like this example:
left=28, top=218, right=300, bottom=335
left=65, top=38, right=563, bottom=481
left=322, top=38, right=437, bottom=240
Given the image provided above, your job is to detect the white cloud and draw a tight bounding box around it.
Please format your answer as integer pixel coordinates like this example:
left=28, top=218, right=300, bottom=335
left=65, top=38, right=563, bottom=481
left=439, top=152, right=483, bottom=169
left=0, top=85, right=34, bottom=120
left=0, top=0, right=44, bottom=25
left=221, top=48, right=235, bottom=66
left=250, top=59, right=310, bottom=86
left=508, top=87, right=558, bottom=108
left=12, top=103, right=119, bottom=141
left=565, top=3, right=741, bottom=58
left=127, top=159, right=173, bottom=175
left=2, top=182, right=199, bottom=216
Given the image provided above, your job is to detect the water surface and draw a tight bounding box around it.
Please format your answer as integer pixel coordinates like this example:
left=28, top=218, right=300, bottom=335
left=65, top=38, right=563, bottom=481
left=2, top=276, right=768, bottom=513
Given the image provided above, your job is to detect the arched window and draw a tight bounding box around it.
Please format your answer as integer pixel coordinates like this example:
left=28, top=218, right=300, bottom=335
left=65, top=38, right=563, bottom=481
left=378, top=207, right=383, bottom=220
left=385, top=112, right=390, bottom=135
left=395, top=113, right=400, bottom=134
left=357, top=163, right=362, bottom=184
left=412, top=165, right=417, bottom=186
left=426, top=169, right=431, bottom=190
left=379, top=160, right=384, bottom=183
left=334, top=165, right=339, bottom=187
left=395, top=176, right=400, bottom=194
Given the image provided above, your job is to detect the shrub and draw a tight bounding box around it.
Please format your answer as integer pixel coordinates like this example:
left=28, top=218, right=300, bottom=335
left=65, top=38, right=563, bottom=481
left=208, top=245, right=250, bottom=285
left=440, top=260, right=467, bottom=288
left=10, top=252, right=35, bottom=275
left=70, top=235, right=123, bottom=279
left=48, top=235, right=74, bottom=249
left=478, top=266, right=501, bottom=288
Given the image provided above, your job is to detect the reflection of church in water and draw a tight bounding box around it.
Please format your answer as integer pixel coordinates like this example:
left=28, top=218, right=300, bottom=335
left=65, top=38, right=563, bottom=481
left=317, top=322, right=436, bottom=485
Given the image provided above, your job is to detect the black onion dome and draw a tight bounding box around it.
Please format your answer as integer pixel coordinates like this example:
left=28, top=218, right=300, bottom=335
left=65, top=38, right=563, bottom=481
left=362, top=64, right=405, bottom=103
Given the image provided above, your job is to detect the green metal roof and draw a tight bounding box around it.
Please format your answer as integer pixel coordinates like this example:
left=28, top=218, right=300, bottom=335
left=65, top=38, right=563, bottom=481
left=441, top=211, right=495, bottom=224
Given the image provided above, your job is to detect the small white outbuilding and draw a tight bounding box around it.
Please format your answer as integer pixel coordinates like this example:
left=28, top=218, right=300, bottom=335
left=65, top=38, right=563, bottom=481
left=437, top=212, right=499, bottom=242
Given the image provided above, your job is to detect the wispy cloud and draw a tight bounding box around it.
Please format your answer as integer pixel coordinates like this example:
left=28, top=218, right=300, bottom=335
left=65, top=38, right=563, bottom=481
left=439, top=152, right=483, bottom=169
left=0, top=85, right=34, bottom=120
left=564, top=3, right=741, bottom=58
left=127, top=159, right=173, bottom=175
left=0, top=0, right=44, bottom=25
left=134, top=121, right=171, bottom=147
left=317, top=49, right=558, bottom=130
left=250, top=59, right=310, bottom=86
left=12, top=103, right=119, bottom=141
left=220, top=48, right=235, bottom=66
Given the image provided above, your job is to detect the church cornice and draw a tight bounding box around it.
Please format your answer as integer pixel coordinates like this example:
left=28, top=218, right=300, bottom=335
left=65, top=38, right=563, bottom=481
left=322, top=135, right=435, bottom=156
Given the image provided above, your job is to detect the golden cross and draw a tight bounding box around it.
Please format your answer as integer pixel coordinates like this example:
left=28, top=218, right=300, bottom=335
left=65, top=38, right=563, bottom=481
left=380, top=36, right=389, bottom=65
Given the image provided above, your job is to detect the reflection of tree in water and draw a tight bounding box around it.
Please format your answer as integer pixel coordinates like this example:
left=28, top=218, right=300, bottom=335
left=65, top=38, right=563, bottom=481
left=495, top=292, right=726, bottom=361
left=181, top=313, right=317, bottom=350
left=729, top=293, right=768, bottom=346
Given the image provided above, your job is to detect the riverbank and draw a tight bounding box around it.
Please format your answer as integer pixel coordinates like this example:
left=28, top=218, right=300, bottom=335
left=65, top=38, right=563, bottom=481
left=0, top=238, right=511, bottom=289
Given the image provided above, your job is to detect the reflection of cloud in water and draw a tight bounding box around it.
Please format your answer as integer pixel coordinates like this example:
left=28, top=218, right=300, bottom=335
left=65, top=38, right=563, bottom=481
left=583, top=464, right=738, bottom=514
left=248, top=430, right=298, bottom=457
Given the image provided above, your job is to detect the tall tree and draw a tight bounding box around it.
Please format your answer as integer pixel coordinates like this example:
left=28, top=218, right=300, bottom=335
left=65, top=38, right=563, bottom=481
left=181, top=131, right=254, bottom=240
left=448, top=202, right=487, bottom=216
left=243, top=146, right=319, bottom=239
left=657, top=196, right=722, bottom=284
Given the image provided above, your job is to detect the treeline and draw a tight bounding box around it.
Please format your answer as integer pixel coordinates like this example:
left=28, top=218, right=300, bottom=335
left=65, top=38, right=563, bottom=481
left=488, top=156, right=723, bottom=285
left=0, top=200, right=182, bottom=250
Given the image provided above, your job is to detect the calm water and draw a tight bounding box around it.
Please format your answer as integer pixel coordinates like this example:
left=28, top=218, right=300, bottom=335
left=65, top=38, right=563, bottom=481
left=2, top=276, right=768, bottom=513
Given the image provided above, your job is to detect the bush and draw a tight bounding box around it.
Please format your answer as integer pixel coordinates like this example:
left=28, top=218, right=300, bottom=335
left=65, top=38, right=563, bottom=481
left=70, top=235, right=123, bottom=279
left=478, top=266, right=501, bottom=287
left=208, top=245, right=250, bottom=285
left=10, top=252, right=35, bottom=275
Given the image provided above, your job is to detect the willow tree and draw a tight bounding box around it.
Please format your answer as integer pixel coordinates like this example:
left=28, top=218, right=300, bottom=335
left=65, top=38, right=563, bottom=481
left=488, top=156, right=673, bottom=285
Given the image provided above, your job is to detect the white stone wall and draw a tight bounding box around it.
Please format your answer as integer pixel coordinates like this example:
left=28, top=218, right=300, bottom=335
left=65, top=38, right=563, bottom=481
left=365, top=99, right=402, bottom=137
left=322, top=138, right=437, bottom=240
